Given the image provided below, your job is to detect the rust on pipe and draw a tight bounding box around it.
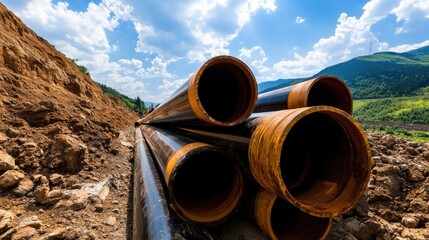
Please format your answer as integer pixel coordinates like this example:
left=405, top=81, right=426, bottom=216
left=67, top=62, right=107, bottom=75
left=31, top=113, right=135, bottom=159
left=256, top=75, right=353, bottom=114
left=140, top=124, right=243, bottom=225
left=137, top=55, right=258, bottom=126
left=170, top=106, right=371, bottom=217
left=252, top=188, right=332, bottom=240
left=133, top=128, right=214, bottom=239
left=249, top=106, right=371, bottom=217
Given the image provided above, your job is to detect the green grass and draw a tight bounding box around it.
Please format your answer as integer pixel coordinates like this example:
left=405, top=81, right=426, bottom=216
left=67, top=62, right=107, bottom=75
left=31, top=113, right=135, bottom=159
left=364, top=126, right=429, bottom=143
left=353, top=95, right=429, bottom=124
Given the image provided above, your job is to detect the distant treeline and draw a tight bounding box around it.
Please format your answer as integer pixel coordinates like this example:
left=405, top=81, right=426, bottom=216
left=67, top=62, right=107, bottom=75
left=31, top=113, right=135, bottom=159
left=96, top=82, right=146, bottom=114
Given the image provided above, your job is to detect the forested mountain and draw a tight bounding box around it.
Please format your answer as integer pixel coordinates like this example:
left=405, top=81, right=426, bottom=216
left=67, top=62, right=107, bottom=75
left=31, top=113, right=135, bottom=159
left=260, top=46, right=429, bottom=99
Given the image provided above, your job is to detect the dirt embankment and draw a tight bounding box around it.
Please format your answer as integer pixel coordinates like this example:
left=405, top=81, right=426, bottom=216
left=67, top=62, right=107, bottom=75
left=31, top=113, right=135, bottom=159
left=1, top=3, right=138, bottom=239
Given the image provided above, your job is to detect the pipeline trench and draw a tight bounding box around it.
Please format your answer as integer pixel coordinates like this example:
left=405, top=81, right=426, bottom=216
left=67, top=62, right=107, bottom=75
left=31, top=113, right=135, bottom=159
left=131, top=56, right=371, bottom=240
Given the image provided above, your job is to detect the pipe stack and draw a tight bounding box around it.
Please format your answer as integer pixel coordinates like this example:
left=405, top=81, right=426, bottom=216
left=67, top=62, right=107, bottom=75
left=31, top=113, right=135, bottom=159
left=133, top=55, right=371, bottom=240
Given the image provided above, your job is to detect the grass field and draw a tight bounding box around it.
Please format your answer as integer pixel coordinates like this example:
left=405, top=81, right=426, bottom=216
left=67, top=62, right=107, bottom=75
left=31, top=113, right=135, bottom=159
left=353, top=95, right=429, bottom=142
left=353, top=95, right=429, bottom=124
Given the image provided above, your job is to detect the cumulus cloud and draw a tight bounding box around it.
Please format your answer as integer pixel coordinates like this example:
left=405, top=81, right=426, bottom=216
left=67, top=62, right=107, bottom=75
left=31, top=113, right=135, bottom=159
left=295, top=16, right=305, bottom=24
left=389, top=40, right=429, bottom=52
left=239, top=46, right=270, bottom=75
left=126, top=0, right=277, bottom=62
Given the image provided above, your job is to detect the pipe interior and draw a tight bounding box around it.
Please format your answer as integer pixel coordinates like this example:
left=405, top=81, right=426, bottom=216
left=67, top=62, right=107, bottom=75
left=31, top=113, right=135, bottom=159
left=198, top=63, right=254, bottom=123
left=172, top=151, right=241, bottom=222
left=307, top=78, right=352, bottom=114
left=281, top=112, right=354, bottom=206
left=271, top=198, right=331, bottom=240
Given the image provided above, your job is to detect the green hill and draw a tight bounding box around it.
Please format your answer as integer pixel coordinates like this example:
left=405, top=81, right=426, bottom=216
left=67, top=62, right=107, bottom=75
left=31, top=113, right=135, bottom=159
left=261, top=46, right=429, bottom=99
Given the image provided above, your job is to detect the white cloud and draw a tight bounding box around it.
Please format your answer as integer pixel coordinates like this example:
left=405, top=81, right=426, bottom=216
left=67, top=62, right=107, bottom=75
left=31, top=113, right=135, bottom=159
left=270, top=0, right=401, bottom=79
left=239, top=46, right=270, bottom=75
left=136, top=57, right=177, bottom=79
left=389, top=40, right=429, bottom=52
left=295, top=16, right=305, bottom=24
left=127, top=0, right=277, bottom=62
left=157, top=78, right=189, bottom=100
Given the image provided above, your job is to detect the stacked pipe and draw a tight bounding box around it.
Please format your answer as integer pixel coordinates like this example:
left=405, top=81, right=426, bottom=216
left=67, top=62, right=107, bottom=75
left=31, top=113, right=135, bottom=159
left=133, top=55, right=371, bottom=240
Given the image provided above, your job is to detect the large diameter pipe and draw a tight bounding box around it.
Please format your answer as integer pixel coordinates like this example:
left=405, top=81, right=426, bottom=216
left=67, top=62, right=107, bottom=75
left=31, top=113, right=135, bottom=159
left=137, top=55, right=258, bottom=126
left=140, top=125, right=243, bottom=225
left=249, top=106, right=370, bottom=217
left=170, top=106, right=371, bottom=217
left=133, top=128, right=214, bottom=239
left=256, top=75, right=353, bottom=114
left=251, top=188, right=332, bottom=240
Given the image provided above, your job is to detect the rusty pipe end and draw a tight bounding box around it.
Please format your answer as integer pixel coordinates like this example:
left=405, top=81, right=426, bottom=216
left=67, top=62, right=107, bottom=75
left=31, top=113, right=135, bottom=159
left=166, top=143, right=243, bottom=225
left=249, top=106, right=371, bottom=217
left=254, top=189, right=332, bottom=240
left=288, top=75, right=353, bottom=114
left=188, top=55, right=258, bottom=126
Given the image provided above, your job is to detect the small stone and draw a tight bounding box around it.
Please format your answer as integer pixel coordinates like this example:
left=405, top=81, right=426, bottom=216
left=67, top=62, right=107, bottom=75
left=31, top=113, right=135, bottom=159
left=49, top=174, right=63, bottom=186
left=120, top=140, right=133, bottom=149
left=94, top=204, right=104, bottom=213
left=422, top=151, right=429, bottom=161
left=0, top=132, right=8, bottom=143
left=32, top=175, right=43, bottom=183
left=19, top=215, right=42, bottom=229
left=0, top=170, right=25, bottom=188
left=6, top=128, right=20, bottom=137
left=104, top=216, right=116, bottom=226
left=112, top=209, right=120, bottom=214
left=405, top=147, right=417, bottom=155
left=11, top=226, right=39, bottom=239
left=381, top=135, right=396, bottom=149
left=13, top=178, right=35, bottom=197
left=23, top=142, right=37, bottom=149
left=0, top=150, right=15, bottom=170
left=41, top=227, right=65, bottom=240
left=401, top=216, right=420, bottom=228
left=0, top=209, right=14, bottom=233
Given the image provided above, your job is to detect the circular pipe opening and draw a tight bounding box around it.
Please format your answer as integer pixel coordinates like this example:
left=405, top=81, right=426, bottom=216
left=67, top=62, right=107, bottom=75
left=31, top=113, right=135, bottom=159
left=307, top=76, right=353, bottom=114
left=196, top=57, right=257, bottom=125
left=280, top=109, right=370, bottom=216
left=271, top=198, right=331, bottom=239
left=171, top=150, right=242, bottom=224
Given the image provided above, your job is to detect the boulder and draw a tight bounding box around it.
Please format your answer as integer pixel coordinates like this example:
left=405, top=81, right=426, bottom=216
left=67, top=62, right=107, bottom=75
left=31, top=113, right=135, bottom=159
left=42, top=134, right=88, bottom=173
left=13, top=178, right=35, bottom=197
left=11, top=226, right=39, bottom=240
left=0, top=209, right=14, bottom=233
left=0, top=170, right=25, bottom=188
left=0, top=150, right=15, bottom=170
left=401, top=216, right=420, bottom=228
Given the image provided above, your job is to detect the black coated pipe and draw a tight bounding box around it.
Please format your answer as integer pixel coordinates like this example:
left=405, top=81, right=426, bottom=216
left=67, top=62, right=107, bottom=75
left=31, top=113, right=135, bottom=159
left=140, top=125, right=243, bottom=225
left=133, top=128, right=214, bottom=239
left=168, top=106, right=371, bottom=217
left=256, top=75, right=353, bottom=114
left=136, top=55, right=258, bottom=127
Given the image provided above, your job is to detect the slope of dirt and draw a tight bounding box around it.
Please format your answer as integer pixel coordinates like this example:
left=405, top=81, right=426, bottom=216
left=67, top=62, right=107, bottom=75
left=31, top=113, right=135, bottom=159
left=0, top=3, right=138, bottom=239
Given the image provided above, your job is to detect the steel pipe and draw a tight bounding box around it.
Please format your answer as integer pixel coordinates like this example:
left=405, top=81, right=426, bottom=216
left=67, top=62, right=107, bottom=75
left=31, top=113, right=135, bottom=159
left=136, top=55, right=258, bottom=126
left=140, top=125, right=243, bottom=225
left=256, top=76, right=353, bottom=114
left=133, top=128, right=214, bottom=239
left=251, top=188, right=332, bottom=240
left=169, top=106, right=371, bottom=217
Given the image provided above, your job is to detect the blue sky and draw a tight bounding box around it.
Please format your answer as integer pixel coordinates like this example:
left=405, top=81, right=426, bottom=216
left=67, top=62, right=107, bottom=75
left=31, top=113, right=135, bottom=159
left=2, top=0, right=429, bottom=103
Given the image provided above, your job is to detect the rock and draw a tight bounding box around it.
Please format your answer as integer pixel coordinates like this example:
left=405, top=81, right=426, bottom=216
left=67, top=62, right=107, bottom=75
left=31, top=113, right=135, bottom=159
left=61, top=190, right=88, bottom=211
left=81, top=178, right=110, bottom=201
left=11, top=226, right=39, bottom=240
left=94, top=204, right=104, bottom=213
left=6, top=128, right=21, bottom=137
left=0, top=132, right=8, bottom=143
left=381, top=135, right=396, bottom=149
left=19, top=215, right=42, bottom=229
left=0, top=150, right=15, bottom=170
left=0, top=210, right=14, bottom=233
left=0, top=170, right=25, bottom=188
left=42, top=134, right=88, bottom=173
left=40, top=227, right=66, bottom=240
left=13, top=178, right=35, bottom=197
left=120, top=140, right=133, bottom=149
left=401, top=228, right=426, bottom=240
left=423, top=151, right=429, bottom=161
left=35, top=176, right=62, bottom=205
left=405, top=147, right=417, bottom=155
left=104, top=216, right=116, bottom=226
left=22, top=142, right=37, bottom=149
left=401, top=216, right=419, bottom=228
left=49, top=173, right=63, bottom=186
